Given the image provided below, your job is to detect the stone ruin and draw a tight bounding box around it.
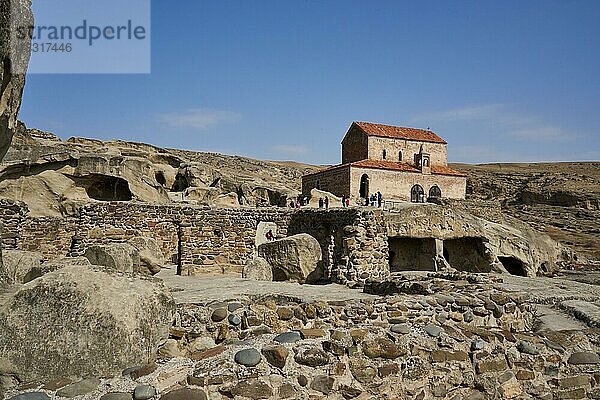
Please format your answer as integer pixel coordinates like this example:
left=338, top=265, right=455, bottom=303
left=2, top=168, right=596, bottom=400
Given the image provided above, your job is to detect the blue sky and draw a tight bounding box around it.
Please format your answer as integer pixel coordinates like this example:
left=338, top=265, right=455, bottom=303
left=19, top=0, right=600, bottom=164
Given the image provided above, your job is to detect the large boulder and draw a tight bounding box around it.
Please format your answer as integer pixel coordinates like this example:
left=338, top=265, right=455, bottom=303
left=0, top=0, right=33, bottom=162
left=128, top=236, right=164, bottom=275
left=258, top=233, right=322, bottom=283
left=0, top=264, right=174, bottom=382
left=0, top=249, right=44, bottom=284
left=242, top=256, right=273, bottom=281
left=84, top=243, right=139, bottom=273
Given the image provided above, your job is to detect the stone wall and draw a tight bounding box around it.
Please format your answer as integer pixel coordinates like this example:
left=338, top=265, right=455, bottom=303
left=0, top=199, right=27, bottom=249
left=0, top=201, right=295, bottom=275
left=301, top=165, right=350, bottom=198
left=288, top=209, right=389, bottom=287
left=76, top=203, right=294, bottom=276
left=367, top=136, right=448, bottom=167
left=349, top=166, right=466, bottom=201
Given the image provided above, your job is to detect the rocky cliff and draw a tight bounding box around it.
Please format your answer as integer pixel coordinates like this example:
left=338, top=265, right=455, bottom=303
left=0, top=0, right=32, bottom=162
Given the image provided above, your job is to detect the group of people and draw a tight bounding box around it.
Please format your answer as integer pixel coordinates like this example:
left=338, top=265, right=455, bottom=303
left=340, top=194, right=351, bottom=208
left=318, top=196, right=330, bottom=209
left=366, top=191, right=383, bottom=207
left=290, top=192, right=383, bottom=209
left=290, top=195, right=309, bottom=209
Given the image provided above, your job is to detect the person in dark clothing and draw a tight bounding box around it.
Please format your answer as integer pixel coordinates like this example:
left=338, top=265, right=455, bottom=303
left=341, top=195, right=346, bottom=207
left=324, top=196, right=329, bottom=209
left=319, top=197, right=324, bottom=208
left=377, top=191, right=382, bottom=207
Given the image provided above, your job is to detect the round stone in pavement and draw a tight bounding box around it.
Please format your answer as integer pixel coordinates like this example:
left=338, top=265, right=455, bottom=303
left=160, top=388, right=208, bottom=400
left=424, top=324, right=443, bottom=338
left=211, top=308, right=228, bottom=322
left=9, top=393, right=50, bottom=400
left=517, top=341, right=539, bottom=355
left=568, top=352, right=600, bottom=365
left=228, top=313, right=242, bottom=326
left=134, top=385, right=156, bottom=400
left=228, top=302, right=243, bottom=312
left=101, top=393, right=132, bottom=400
left=390, top=324, right=410, bottom=334
left=234, top=348, right=262, bottom=367
left=273, top=331, right=302, bottom=343
left=56, top=378, right=101, bottom=398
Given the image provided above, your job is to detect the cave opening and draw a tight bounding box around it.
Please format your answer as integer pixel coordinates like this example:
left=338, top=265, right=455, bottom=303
left=443, top=237, right=490, bottom=273
left=171, top=174, right=190, bottom=192
left=155, top=171, right=166, bottom=186
left=498, top=256, right=526, bottom=276
left=84, top=174, right=133, bottom=201
left=388, top=237, right=437, bottom=272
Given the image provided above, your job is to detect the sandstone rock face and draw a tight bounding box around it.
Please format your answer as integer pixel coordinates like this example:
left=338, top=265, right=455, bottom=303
left=384, top=204, right=562, bottom=276
left=0, top=170, right=88, bottom=217
left=242, top=256, right=273, bottom=281
left=84, top=243, right=139, bottom=273
left=258, top=233, right=322, bottom=283
left=0, top=265, right=174, bottom=382
left=0, top=0, right=33, bottom=162
left=456, top=162, right=600, bottom=262
left=0, top=249, right=44, bottom=284
left=128, top=236, right=164, bottom=275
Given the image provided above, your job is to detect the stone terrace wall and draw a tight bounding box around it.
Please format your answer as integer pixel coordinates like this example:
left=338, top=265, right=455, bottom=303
left=289, top=208, right=389, bottom=287
left=0, top=201, right=391, bottom=283
left=77, top=203, right=294, bottom=276
left=0, top=201, right=296, bottom=276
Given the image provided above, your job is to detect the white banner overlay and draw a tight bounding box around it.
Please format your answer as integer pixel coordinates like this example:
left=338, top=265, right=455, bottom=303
left=11, top=0, right=151, bottom=74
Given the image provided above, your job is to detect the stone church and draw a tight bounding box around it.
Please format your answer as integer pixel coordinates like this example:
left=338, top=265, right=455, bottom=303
left=302, top=121, right=466, bottom=202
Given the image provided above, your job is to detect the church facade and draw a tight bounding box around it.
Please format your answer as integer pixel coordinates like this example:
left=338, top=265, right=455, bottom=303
left=302, top=121, right=466, bottom=202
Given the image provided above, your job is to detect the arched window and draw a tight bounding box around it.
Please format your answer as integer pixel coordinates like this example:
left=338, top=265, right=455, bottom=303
left=429, top=185, right=441, bottom=199
left=382, top=149, right=387, bottom=159
left=411, top=184, right=424, bottom=203
left=398, top=151, right=402, bottom=161
left=423, top=158, right=429, bottom=167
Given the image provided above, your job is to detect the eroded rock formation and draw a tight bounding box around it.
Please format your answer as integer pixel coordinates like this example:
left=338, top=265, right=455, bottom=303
left=0, top=0, right=32, bottom=162
left=0, top=126, right=318, bottom=215
left=385, top=203, right=563, bottom=276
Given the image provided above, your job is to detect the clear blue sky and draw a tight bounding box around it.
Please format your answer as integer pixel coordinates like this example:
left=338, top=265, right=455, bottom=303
left=20, top=0, right=600, bottom=164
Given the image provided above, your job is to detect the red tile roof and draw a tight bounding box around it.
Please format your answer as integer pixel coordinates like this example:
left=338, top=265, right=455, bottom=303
left=351, top=159, right=420, bottom=172
left=430, top=165, right=466, bottom=177
left=353, top=121, right=447, bottom=144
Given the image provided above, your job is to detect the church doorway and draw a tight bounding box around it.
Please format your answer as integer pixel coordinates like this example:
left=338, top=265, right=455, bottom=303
left=411, top=184, right=424, bottom=203
left=359, top=174, right=369, bottom=198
